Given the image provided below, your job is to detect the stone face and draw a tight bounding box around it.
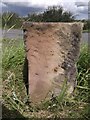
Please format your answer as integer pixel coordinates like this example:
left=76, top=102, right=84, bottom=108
left=23, top=22, right=83, bottom=103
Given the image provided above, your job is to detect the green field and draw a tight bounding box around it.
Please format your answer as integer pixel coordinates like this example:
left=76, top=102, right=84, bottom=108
left=2, top=38, right=90, bottom=119
left=83, top=29, right=90, bottom=33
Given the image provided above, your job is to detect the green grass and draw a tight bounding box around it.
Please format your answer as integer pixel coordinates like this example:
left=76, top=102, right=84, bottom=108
left=83, top=29, right=90, bottom=33
left=2, top=38, right=90, bottom=119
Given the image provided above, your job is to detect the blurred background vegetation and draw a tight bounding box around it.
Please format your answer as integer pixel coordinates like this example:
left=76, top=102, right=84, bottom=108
left=1, top=6, right=90, bottom=31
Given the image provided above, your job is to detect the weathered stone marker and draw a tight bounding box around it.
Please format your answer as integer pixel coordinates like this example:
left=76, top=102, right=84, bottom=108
left=23, top=22, right=83, bottom=103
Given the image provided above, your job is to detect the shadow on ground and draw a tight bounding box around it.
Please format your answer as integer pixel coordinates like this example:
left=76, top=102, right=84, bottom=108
left=2, top=104, right=26, bottom=120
